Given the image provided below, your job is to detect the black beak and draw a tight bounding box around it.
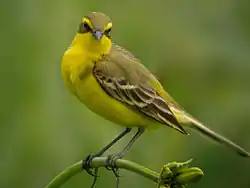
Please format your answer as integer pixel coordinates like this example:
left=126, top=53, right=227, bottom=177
left=93, top=30, right=103, bottom=40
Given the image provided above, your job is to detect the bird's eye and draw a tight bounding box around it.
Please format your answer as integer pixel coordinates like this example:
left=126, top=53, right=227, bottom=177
left=84, top=22, right=91, bottom=32
left=104, top=28, right=112, bottom=38
left=78, top=22, right=92, bottom=33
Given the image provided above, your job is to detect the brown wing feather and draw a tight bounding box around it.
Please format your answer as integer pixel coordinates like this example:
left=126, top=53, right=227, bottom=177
left=93, top=44, right=187, bottom=134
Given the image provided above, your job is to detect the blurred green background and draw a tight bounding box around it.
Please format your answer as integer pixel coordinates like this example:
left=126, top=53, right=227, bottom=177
left=1, top=0, right=250, bottom=187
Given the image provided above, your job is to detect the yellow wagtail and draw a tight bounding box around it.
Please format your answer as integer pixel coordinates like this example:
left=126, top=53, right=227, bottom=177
left=61, top=12, right=249, bottom=174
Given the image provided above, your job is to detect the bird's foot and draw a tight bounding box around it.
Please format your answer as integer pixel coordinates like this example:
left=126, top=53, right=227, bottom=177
left=105, top=154, right=122, bottom=176
left=82, top=154, right=99, bottom=176
left=82, top=154, right=100, bottom=188
left=105, top=154, right=123, bottom=188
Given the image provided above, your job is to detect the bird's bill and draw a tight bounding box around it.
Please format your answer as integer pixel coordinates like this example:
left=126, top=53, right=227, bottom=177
left=92, top=30, right=103, bottom=40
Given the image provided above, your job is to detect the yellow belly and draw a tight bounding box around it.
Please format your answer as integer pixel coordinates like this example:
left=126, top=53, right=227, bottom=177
left=73, top=72, right=155, bottom=128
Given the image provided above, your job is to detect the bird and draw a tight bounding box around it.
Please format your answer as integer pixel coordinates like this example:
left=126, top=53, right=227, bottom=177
left=61, top=11, right=250, bottom=177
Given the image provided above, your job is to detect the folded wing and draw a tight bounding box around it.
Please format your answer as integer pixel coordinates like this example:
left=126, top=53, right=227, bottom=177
left=93, top=44, right=187, bottom=134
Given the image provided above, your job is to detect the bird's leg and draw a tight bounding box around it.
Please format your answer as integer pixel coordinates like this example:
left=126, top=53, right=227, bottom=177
left=82, top=127, right=131, bottom=176
left=90, top=168, right=98, bottom=188
left=105, top=127, right=145, bottom=183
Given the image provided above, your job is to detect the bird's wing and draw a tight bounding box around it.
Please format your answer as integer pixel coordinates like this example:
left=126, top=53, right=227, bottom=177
left=93, top=44, right=187, bottom=134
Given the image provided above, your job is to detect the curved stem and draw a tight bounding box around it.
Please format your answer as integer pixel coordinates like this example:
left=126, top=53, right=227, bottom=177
left=45, top=157, right=159, bottom=188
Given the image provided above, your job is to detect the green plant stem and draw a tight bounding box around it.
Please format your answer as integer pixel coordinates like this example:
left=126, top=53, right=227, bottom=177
left=45, top=157, right=159, bottom=188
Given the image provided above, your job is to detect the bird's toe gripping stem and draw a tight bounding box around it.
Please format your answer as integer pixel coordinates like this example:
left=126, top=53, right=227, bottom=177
left=82, top=154, right=100, bottom=176
left=104, top=154, right=122, bottom=177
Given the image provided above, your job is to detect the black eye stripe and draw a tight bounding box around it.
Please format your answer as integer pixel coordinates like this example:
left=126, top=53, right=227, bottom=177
left=104, top=28, right=112, bottom=38
left=104, top=28, right=111, bottom=33
left=78, top=22, right=92, bottom=33
left=84, top=22, right=92, bottom=32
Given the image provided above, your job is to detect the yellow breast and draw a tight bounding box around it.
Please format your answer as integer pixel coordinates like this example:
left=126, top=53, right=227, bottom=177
left=61, top=44, right=156, bottom=128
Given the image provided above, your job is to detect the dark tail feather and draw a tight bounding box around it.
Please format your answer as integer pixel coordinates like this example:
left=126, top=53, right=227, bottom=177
left=184, top=115, right=250, bottom=157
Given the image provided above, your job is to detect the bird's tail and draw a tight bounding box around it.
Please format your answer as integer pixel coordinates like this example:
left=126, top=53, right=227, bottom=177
left=185, top=115, right=250, bottom=157
left=171, top=107, right=250, bottom=157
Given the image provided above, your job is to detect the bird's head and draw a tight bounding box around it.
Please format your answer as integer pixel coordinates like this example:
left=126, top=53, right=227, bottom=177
left=74, top=12, right=112, bottom=53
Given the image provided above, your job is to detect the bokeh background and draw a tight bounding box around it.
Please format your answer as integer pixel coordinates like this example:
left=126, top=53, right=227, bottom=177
left=1, top=0, right=250, bottom=187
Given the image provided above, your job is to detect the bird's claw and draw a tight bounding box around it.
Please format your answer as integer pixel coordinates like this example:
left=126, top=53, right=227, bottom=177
left=82, top=154, right=100, bottom=188
left=105, top=154, right=122, bottom=188
left=105, top=154, right=122, bottom=177
left=82, top=154, right=98, bottom=177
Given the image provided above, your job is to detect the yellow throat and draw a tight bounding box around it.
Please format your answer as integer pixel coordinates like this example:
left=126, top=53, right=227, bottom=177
left=62, top=30, right=112, bottom=88
left=72, top=32, right=111, bottom=60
